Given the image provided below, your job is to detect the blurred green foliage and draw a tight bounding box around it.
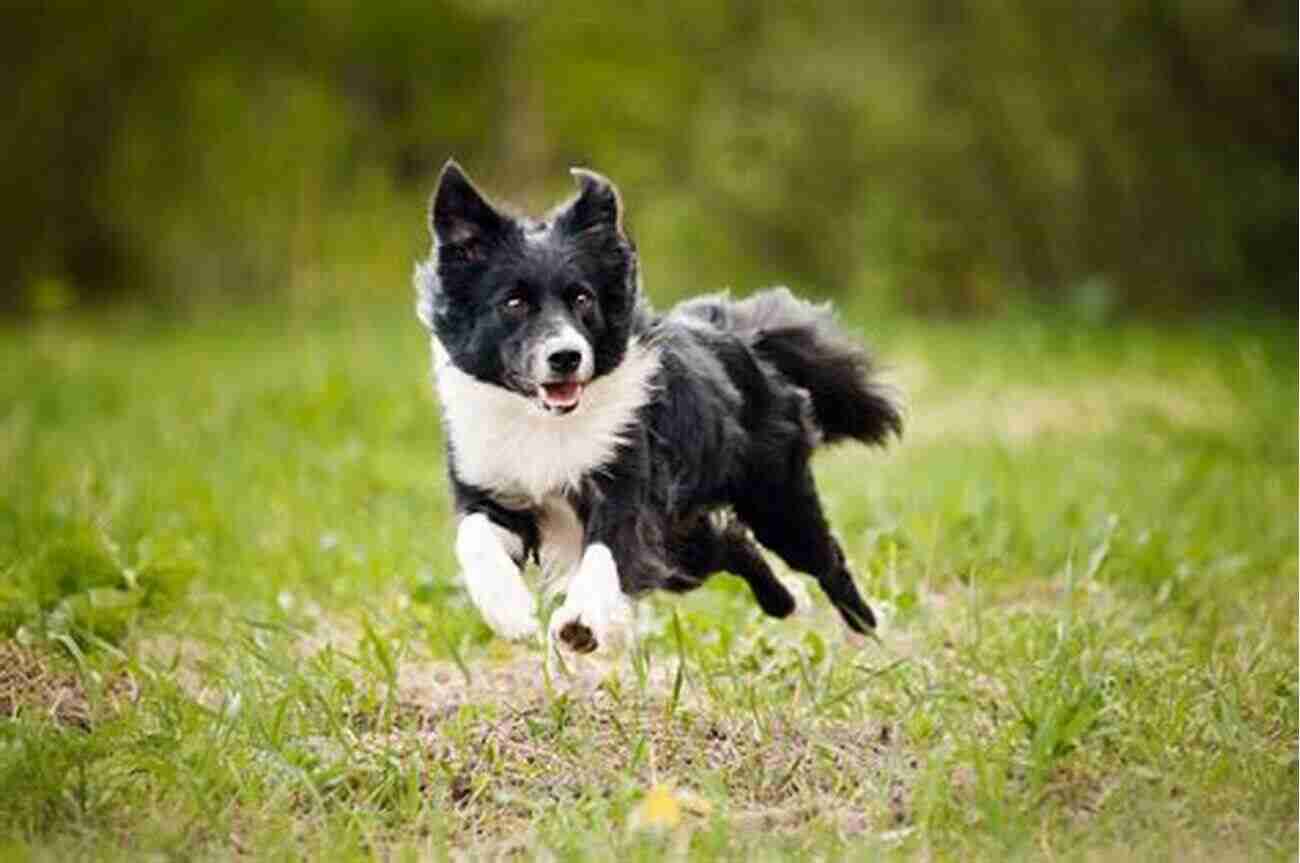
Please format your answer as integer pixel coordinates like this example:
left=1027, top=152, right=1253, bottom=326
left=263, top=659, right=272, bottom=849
left=3, top=0, right=1294, bottom=316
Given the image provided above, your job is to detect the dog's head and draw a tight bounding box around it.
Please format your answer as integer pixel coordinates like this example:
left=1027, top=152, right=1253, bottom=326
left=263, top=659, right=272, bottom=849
left=415, top=161, right=641, bottom=415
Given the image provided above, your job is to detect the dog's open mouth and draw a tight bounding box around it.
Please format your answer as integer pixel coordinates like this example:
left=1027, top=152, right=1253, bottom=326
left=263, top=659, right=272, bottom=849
left=539, top=381, right=584, bottom=413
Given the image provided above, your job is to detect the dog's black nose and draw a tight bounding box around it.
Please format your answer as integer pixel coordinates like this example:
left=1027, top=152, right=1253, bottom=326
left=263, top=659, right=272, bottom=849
left=548, top=350, right=582, bottom=374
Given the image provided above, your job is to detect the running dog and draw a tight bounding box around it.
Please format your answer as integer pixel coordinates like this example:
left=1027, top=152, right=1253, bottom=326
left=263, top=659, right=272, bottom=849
left=414, top=161, right=901, bottom=654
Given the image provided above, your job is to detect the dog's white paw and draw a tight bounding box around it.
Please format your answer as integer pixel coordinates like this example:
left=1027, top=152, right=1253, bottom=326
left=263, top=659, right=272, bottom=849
left=456, top=514, right=539, bottom=640
left=548, top=544, right=632, bottom=654
left=470, top=569, right=539, bottom=640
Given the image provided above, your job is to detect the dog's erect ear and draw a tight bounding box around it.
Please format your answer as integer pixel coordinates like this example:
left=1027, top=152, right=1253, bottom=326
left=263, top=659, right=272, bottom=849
left=558, top=168, right=624, bottom=236
left=430, top=159, right=506, bottom=252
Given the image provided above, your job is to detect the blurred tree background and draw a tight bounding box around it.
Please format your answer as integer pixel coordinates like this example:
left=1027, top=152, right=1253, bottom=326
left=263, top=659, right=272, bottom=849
left=3, top=0, right=1294, bottom=318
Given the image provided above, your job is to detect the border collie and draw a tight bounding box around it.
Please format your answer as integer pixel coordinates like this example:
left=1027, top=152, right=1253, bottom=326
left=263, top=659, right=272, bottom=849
left=415, top=161, right=901, bottom=654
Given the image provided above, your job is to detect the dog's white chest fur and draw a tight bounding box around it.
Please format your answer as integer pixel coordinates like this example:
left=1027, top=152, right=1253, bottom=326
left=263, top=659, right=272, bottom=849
left=430, top=339, right=659, bottom=502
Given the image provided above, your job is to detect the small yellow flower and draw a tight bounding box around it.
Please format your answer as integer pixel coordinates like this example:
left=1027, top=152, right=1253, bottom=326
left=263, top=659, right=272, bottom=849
left=629, top=784, right=682, bottom=831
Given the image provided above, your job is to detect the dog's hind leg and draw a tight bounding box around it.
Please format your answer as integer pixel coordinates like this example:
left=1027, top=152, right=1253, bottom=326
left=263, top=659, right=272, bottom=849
left=717, top=525, right=798, bottom=618
left=735, top=468, right=877, bottom=633
left=666, top=516, right=797, bottom=619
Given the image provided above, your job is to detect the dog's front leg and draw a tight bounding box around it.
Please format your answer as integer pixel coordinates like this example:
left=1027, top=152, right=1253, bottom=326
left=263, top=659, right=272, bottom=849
left=548, top=499, right=672, bottom=654
left=548, top=542, right=634, bottom=654
left=455, top=513, right=539, bottom=640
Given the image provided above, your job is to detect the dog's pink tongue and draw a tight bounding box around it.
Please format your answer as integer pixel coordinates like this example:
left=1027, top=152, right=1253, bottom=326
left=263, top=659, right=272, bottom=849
left=542, top=381, right=582, bottom=408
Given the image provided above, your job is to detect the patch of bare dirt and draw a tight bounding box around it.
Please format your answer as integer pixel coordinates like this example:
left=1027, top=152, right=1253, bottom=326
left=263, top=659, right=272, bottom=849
left=378, top=668, right=913, bottom=843
left=143, top=614, right=922, bottom=843
left=0, top=639, right=137, bottom=728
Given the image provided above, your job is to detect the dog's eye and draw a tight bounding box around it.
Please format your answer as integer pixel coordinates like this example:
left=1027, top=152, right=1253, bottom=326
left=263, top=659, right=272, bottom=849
left=571, top=288, right=595, bottom=312
left=501, top=295, right=531, bottom=318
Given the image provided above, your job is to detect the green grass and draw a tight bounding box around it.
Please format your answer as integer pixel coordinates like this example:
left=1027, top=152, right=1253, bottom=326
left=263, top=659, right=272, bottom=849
left=0, top=303, right=1295, bottom=861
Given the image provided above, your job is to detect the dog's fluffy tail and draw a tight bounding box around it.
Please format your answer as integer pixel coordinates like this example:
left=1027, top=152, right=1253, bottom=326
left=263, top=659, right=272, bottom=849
left=679, top=287, right=903, bottom=446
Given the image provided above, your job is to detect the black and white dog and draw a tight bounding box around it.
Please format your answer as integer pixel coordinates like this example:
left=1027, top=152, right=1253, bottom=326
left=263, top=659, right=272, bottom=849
left=415, top=161, right=901, bottom=654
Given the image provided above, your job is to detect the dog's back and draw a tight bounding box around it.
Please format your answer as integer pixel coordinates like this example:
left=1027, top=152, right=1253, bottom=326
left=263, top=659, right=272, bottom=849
left=669, top=287, right=901, bottom=447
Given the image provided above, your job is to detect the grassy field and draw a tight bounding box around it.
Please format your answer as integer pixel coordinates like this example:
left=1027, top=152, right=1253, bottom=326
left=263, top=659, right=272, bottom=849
left=0, top=302, right=1295, bottom=860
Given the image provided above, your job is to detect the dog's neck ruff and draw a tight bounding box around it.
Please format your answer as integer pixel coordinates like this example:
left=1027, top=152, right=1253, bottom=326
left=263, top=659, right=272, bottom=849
left=432, top=339, right=659, bottom=502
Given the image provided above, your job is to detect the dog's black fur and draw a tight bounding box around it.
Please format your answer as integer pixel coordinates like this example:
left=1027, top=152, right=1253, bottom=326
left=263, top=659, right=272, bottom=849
left=416, top=161, right=900, bottom=646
